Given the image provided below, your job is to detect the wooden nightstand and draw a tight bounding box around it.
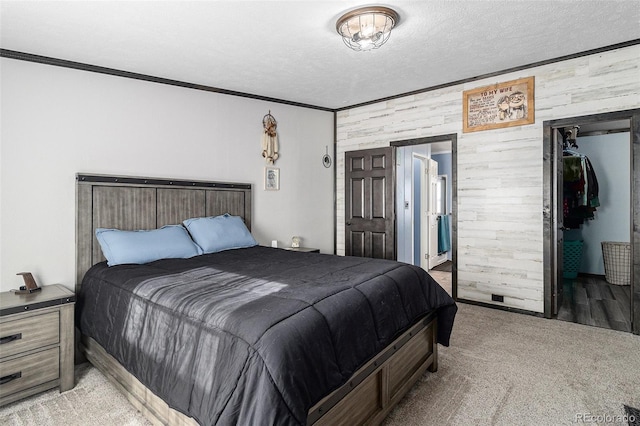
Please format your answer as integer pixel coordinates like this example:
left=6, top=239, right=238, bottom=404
left=283, top=247, right=320, bottom=253
left=0, top=284, right=75, bottom=406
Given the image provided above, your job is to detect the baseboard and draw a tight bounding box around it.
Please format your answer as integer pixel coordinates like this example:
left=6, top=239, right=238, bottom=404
left=456, top=298, right=544, bottom=317
left=577, top=272, right=606, bottom=279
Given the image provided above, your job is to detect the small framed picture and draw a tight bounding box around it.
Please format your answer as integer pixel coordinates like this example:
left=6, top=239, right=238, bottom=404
left=264, top=167, right=280, bottom=191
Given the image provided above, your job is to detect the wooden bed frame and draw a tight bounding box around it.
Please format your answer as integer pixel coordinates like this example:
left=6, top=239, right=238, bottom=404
left=75, top=173, right=439, bottom=425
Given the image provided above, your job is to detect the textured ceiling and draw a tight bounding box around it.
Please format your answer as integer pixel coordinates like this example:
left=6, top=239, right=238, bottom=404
left=1, top=1, right=639, bottom=110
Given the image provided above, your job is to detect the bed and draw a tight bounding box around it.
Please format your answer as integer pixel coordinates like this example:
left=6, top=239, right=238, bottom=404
left=75, top=174, right=457, bottom=425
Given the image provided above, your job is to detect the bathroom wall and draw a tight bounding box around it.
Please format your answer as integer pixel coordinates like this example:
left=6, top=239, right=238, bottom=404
left=396, top=144, right=430, bottom=264
left=432, top=152, right=453, bottom=261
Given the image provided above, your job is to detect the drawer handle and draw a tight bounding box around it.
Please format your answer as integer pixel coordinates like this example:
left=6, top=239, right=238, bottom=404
left=0, top=372, right=22, bottom=385
left=0, top=333, right=22, bottom=344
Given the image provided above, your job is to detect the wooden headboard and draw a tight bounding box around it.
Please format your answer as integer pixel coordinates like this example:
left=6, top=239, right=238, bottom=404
left=75, top=174, right=252, bottom=293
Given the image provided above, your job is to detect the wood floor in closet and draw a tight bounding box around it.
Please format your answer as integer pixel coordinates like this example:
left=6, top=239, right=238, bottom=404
left=557, top=274, right=631, bottom=332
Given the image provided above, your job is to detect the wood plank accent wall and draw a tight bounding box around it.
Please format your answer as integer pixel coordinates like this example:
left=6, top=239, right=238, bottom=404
left=336, top=45, right=640, bottom=313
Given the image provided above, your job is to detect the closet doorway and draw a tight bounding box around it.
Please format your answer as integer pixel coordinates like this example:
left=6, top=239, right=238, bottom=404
left=391, top=134, right=457, bottom=298
left=543, top=109, right=640, bottom=335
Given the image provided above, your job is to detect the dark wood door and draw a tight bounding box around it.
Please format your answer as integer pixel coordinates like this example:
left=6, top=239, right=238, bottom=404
left=345, top=147, right=395, bottom=259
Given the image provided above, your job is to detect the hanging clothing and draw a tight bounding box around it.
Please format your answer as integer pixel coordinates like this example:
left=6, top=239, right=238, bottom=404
left=563, top=152, right=600, bottom=229
left=563, top=156, right=582, bottom=181
left=584, top=157, right=600, bottom=208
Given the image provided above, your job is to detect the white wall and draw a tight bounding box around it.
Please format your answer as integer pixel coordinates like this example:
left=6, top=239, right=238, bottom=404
left=336, top=45, right=640, bottom=313
left=396, top=144, right=430, bottom=264
left=0, top=58, right=335, bottom=292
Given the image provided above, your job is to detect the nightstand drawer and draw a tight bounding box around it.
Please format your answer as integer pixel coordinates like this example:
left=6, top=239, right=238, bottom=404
left=0, top=312, right=60, bottom=358
left=0, top=347, right=59, bottom=399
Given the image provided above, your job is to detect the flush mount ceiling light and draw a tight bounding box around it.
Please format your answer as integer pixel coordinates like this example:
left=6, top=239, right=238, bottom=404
left=336, top=6, right=399, bottom=51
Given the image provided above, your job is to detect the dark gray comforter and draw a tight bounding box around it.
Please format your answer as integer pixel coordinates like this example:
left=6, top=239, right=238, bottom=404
left=78, top=246, right=456, bottom=425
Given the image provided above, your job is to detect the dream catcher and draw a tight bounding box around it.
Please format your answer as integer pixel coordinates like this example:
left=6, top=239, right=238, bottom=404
left=261, top=111, right=279, bottom=164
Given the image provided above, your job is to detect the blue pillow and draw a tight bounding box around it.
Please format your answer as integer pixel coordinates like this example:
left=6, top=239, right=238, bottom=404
left=95, top=225, right=202, bottom=266
left=183, top=214, right=257, bottom=254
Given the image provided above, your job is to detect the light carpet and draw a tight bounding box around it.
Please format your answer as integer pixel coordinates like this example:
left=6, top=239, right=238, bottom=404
left=1, top=302, right=638, bottom=426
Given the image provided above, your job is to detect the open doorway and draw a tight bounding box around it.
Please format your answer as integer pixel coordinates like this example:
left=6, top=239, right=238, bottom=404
left=410, top=154, right=450, bottom=270
left=543, top=109, right=639, bottom=335
left=391, top=134, right=457, bottom=298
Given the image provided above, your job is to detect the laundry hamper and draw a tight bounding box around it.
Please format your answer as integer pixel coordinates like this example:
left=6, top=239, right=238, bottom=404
left=563, top=240, right=583, bottom=279
left=601, top=241, right=631, bottom=285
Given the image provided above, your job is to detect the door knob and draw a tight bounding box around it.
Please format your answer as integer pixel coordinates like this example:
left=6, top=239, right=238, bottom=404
left=346, top=222, right=351, bottom=226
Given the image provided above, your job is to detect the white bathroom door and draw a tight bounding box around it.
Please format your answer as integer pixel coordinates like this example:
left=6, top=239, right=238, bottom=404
left=420, top=158, right=439, bottom=270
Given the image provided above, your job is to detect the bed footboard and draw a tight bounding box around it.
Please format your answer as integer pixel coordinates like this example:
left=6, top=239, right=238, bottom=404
left=81, top=313, right=437, bottom=426
left=307, top=314, right=437, bottom=425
